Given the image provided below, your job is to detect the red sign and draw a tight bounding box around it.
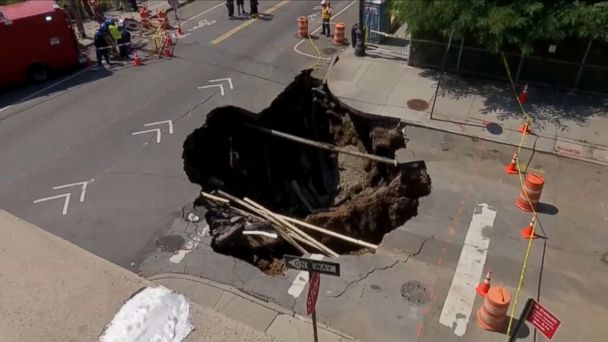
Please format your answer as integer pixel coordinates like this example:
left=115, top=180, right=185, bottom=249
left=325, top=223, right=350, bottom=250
left=526, top=300, right=561, bottom=340
left=306, top=272, right=320, bottom=315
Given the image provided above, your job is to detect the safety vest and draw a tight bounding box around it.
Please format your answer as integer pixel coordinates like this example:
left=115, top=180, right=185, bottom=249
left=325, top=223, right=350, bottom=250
left=108, top=24, right=122, bottom=40
left=322, top=7, right=331, bottom=20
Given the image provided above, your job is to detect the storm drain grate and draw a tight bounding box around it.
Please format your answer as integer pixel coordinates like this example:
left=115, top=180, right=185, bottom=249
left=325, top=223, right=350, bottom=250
left=406, top=99, right=429, bottom=111
left=401, top=280, right=429, bottom=306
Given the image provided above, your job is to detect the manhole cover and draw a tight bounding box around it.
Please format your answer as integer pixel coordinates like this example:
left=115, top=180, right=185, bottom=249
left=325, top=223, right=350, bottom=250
left=322, top=47, right=338, bottom=55
left=401, top=280, right=429, bottom=306
left=156, top=234, right=185, bottom=253
left=406, top=99, right=429, bottom=111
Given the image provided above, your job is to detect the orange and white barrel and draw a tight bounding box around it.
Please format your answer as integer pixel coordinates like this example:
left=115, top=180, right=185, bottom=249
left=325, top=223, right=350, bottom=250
left=476, top=286, right=511, bottom=331
left=515, top=173, right=545, bottom=211
left=333, top=22, right=346, bottom=45
left=297, top=16, right=309, bottom=38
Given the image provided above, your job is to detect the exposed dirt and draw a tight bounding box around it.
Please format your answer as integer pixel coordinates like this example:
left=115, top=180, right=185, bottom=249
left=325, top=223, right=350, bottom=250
left=182, top=70, right=431, bottom=273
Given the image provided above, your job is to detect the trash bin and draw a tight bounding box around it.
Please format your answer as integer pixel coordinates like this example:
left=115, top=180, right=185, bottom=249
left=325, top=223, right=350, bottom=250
left=363, top=0, right=390, bottom=44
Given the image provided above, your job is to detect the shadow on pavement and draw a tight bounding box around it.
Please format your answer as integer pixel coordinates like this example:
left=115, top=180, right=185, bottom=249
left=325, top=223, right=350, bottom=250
left=0, top=66, right=114, bottom=120
left=420, top=70, right=608, bottom=130
left=536, top=202, right=559, bottom=216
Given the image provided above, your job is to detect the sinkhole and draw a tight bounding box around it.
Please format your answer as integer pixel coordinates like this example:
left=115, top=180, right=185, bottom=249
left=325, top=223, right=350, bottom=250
left=181, top=70, right=432, bottom=274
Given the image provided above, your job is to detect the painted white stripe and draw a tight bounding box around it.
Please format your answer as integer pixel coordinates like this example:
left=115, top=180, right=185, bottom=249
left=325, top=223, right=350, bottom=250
left=182, top=2, right=224, bottom=24
left=287, top=253, right=324, bottom=298
left=439, top=203, right=497, bottom=337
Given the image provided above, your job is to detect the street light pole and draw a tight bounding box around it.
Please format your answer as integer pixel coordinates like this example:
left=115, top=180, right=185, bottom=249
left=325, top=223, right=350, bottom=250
left=354, top=0, right=366, bottom=56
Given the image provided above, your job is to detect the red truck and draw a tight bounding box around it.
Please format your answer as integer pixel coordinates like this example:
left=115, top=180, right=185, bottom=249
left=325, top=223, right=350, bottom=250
left=0, top=0, right=85, bottom=87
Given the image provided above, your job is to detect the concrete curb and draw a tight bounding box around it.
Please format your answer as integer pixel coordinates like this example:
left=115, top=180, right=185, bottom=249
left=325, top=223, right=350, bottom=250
left=149, top=272, right=358, bottom=341
left=325, top=51, right=608, bottom=167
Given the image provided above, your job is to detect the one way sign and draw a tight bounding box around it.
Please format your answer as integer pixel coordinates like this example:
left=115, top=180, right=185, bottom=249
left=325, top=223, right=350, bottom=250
left=284, top=255, right=340, bottom=276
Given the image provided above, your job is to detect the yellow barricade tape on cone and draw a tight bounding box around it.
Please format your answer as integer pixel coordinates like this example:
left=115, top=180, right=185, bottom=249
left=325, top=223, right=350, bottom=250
left=500, top=52, right=542, bottom=342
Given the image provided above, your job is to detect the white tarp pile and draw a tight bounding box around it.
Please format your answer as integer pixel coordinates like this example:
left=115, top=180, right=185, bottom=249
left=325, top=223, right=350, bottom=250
left=99, top=286, right=193, bottom=342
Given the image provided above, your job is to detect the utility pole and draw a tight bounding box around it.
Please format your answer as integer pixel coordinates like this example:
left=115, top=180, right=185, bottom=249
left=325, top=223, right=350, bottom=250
left=354, top=0, right=366, bottom=56
left=429, top=30, right=454, bottom=120
left=69, top=0, right=87, bottom=39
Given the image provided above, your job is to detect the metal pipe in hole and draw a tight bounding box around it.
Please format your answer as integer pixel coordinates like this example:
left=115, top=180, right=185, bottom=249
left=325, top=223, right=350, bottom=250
left=240, top=122, right=398, bottom=166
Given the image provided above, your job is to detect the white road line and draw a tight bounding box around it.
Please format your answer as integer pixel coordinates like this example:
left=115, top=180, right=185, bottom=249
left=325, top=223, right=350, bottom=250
left=145, top=119, right=174, bottom=134
left=288, top=253, right=324, bottom=298
left=439, top=203, right=497, bottom=337
left=33, top=193, right=71, bottom=216
left=293, top=0, right=358, bottom=61
left=182, top=2, right=225, bottom=25
left=18, top=67, right=92, bottom=104
left=53, top=180, right=89, bottom=202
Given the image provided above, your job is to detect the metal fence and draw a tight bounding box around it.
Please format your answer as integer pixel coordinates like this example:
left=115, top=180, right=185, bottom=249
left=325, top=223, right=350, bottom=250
left=364, top=29, right=608, bottom=94
left=407, top=37, right=608, bottom=94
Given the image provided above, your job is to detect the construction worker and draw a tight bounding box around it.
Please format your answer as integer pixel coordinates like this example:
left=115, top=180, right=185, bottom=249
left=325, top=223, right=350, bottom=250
left=249, top=0, right=259, bottom=19
left=119, top=24, right=131, bottom=59
left=321, top=1, right=332, bottom=37
left=94, top=29, right=110, bottom=66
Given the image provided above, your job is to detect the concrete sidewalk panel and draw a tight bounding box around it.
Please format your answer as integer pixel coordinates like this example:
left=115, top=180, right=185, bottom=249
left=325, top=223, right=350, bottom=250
left=266, top=314, right=350, bottom=342
left=217, top=294, right=279, bottom=331
left=0, top=210, right=279, bottom=342
left=151, top=274, right=225, bottom=308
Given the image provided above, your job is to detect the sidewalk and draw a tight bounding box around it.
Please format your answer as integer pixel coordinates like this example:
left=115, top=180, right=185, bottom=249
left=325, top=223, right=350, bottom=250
left=0, top=210, right=353, bottom=342
left=327, top=47, right=608, bottom=166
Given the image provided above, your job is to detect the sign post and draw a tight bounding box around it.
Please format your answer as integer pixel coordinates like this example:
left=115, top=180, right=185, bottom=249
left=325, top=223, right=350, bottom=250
left=284, top=255, right=341, bottom=342
left=307, top=271, right=320, bottom=342
left=509, top=298, right=561, bottom=341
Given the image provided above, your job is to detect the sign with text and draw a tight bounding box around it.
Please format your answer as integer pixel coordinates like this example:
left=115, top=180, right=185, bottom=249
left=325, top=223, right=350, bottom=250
left=306, top=272, right=320, bottom=315
left=284, top=255, right=340, bottom=276
left=526, top=300, right=561, bottom=340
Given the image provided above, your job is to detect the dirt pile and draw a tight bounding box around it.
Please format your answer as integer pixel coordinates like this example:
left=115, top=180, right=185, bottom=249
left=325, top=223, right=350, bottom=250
left=182, top=70, right=431, bottom=273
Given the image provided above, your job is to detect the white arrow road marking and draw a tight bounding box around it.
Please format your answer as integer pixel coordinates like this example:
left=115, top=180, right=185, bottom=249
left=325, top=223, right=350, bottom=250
left=145, top=120, right=174, bottom=134
left=288, top=254, right=324, bottom=298
left=53, top=181, right=89, bottom=202
left=198, top=78, right=234, bottom=97
left=198, top=84, right=225, bottom=96
left=209, top=78, right=234, bottom=90
left=439, top=203, right=497, bottom=337
left=132, top=128, right=162, bottom=143
left=33, top=193, right=71, bottom=215
left=131, top=120, right=173, bottom=143
left=33, top=180, right=92, bottom=215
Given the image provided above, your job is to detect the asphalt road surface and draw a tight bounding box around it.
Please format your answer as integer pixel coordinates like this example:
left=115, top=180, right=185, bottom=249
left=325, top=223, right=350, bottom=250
left=2, top=1, right=607, bottom=341
left=0, top=0, right=357, bottom=267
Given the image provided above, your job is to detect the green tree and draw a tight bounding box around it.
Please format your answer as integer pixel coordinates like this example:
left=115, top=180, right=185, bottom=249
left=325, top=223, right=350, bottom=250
left=391, top=0, right=608, bottom=54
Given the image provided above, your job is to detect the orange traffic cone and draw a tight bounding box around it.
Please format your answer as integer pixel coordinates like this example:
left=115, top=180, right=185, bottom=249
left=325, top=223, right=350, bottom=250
left=521, top=215, right=538, bottom=240
left=476, top=271, right=492, bottom=297
left=518, top=84, right=528, bottom=105
left=518, top=121, right=532, bottom=135
left=504, top=152, right=518, bottom=174
left=133, top=52, right=142, bottom=66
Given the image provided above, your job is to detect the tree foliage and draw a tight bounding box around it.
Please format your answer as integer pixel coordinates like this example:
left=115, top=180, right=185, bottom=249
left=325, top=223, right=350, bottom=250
left=391, top=0, right=608, bottom=54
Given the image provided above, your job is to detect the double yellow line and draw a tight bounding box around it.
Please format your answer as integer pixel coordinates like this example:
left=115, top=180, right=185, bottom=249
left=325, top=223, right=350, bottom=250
left=211, top=0, right=290, bottom=45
